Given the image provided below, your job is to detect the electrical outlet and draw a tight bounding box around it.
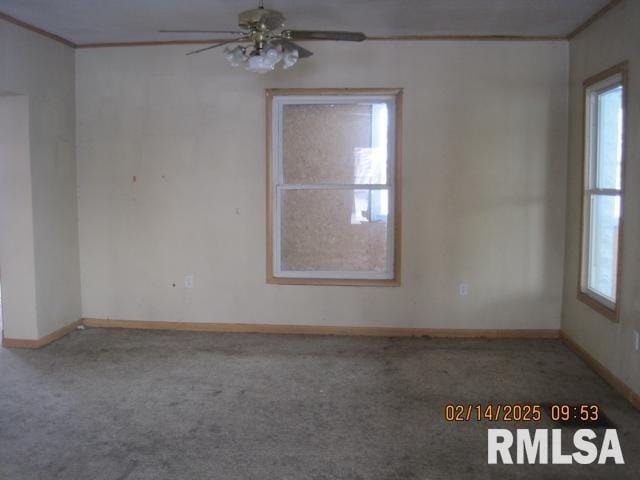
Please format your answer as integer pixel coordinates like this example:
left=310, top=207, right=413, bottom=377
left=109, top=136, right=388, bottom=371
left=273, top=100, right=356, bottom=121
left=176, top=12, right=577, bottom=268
left=459, top=283, right=469, bottom=297
left=184, top=274, right=194, bottom=289
left=634, top=331, right=640, bottom=352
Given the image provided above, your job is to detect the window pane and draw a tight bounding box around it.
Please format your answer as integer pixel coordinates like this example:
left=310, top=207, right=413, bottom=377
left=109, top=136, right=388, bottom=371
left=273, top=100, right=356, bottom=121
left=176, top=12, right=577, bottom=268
left=281, top=189, right=389, bottom=273
left=282, top=103, right=388, bottom=184
left=588, top=194, right=621, bottom=301
left=596, top=86, right=623, bottom=189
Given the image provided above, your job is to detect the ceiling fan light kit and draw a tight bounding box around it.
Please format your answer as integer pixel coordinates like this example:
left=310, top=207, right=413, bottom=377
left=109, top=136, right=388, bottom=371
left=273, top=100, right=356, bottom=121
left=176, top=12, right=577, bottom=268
left=224, top=42, right=298, bottom=73
left=161, top=1, right=366, bottom=73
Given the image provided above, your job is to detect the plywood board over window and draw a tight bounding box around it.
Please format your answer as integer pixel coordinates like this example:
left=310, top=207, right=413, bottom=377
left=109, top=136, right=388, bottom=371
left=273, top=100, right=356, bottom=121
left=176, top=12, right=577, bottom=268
left=266, top=88, right=402, bottom=286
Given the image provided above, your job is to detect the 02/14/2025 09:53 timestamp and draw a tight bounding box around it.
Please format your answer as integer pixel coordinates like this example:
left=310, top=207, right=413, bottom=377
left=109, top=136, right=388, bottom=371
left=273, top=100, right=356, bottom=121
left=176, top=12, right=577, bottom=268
left=444, top=404, right=600, bottom=422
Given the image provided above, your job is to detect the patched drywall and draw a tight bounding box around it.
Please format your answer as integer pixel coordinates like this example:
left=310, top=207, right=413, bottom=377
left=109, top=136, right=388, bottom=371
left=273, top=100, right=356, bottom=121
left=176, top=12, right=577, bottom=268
left=76, top=40, right=568, bottom=330
left=562, top=0, right=640, bottom=396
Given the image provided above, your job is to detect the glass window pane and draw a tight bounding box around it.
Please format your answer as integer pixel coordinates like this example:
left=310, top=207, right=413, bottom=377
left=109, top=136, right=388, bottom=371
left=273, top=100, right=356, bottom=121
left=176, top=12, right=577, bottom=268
left=282, top=103, right=388, bottom=184
left=588, top=194, right=621, bottom=301
left=596, top=86, right=623, bottom=189
left=281, top=189, right=389, bottom=272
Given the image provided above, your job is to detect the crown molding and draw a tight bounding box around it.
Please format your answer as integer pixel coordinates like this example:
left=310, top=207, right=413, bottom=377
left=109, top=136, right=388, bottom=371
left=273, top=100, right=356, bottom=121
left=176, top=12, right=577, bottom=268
left=366, top=35, right=566, bottom=42
left=567, top=0, right=623, bottom=40
left=0, top=11, right=75, bottom=48
left=75, top=34, right=566, bottom=49
left=0, top=0, right=624, bottom=51
left=76, top=38, right=234, bottom=49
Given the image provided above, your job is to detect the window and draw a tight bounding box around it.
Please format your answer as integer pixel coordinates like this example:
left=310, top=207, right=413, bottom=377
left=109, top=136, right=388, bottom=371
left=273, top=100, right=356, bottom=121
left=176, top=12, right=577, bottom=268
left=266, top=89, right=402, bottom=285
left=579, top=63, right=627, bottom=321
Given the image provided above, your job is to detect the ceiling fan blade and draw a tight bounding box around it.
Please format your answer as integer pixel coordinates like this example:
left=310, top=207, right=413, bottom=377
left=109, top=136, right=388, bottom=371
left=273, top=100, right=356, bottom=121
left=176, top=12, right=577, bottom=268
left=283, top=30, right=366, bottom=42
left=159, top=30, right=247, bottom=34
left=272, top=39, right=314, bottom=58
left=186, top=37, right=248, bottom=56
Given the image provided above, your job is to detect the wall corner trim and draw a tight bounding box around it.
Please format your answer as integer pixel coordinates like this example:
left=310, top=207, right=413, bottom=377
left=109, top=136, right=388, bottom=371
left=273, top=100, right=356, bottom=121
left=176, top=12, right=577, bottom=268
left=561, top=331, right=640, bottom=410
left=2, top=319, right=82, bottom=349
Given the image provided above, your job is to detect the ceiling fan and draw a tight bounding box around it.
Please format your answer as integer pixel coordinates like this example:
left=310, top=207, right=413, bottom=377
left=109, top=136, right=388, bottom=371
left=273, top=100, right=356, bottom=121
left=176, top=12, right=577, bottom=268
left=160, top=0, right=367, bottom=73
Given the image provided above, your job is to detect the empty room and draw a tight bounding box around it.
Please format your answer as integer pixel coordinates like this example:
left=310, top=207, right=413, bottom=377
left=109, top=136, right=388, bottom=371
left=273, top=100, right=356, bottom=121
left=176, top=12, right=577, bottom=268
left=0, top=0, right=638, bottom=478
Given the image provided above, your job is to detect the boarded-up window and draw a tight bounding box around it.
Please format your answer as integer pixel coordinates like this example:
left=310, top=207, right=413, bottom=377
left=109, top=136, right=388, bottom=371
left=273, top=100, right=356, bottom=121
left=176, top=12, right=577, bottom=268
left=267, top=89, right=402, bottom=285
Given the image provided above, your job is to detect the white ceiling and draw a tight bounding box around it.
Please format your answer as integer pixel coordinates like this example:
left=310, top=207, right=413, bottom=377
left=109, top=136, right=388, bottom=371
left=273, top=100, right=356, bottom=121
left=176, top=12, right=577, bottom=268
left=0, top=0, right=609, bottom=45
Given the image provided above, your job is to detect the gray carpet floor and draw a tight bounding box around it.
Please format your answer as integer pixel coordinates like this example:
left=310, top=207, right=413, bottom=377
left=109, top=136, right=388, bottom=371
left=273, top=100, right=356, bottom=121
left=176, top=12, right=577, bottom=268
left=0, top=328, right=638, bottom=479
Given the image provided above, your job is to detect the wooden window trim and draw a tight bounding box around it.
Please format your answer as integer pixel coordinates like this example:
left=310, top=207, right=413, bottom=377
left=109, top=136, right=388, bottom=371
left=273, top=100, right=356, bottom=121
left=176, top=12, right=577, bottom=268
left=577, top=61, right=628, bottom=322
left=265, top=88, right=403, bottom=286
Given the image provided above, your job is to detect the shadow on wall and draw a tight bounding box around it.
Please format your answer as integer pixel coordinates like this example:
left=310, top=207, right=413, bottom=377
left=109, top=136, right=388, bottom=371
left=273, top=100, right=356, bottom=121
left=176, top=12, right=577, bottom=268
left=0, top=90, right=12, bottom=336
left=0, top=90, right=11, bottom=336
left=0, top=91, right=40, bottom=341
left=436, top=84, right=565, bottom=328
left=323, top=81, right=565, bottom=330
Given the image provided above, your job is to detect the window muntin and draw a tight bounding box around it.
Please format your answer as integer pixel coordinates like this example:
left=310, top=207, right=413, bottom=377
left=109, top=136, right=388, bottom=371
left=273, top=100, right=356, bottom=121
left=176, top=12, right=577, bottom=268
left=268, top=90, right=401, bottom=284
left=580, top=67, right=626, bottom=318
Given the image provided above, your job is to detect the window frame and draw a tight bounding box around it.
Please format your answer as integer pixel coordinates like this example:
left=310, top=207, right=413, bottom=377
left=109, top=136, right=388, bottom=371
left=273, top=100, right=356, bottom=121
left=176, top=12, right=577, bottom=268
left=266, top=88, right=403, bottom=286
left=578, top=62, right=628, bottom=322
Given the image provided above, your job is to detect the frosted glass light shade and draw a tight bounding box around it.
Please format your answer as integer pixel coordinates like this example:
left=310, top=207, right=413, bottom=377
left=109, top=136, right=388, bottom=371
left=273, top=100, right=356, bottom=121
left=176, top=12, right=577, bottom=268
left=283, top=49, right=299, bottom=69
left=246, top=54, right=276, bottom=73
left=223, top=46, right=248, bottom=67
left=222, top=43, right=300, bottom=73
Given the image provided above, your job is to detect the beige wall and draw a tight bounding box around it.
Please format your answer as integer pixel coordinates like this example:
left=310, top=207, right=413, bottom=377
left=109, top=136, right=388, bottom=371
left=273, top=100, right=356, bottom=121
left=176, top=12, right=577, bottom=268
left=0, top=95, right=38, bottom=339
left=0, top=19, right=81, bottom=339
left=562, top=0, right=640, bottom=395
left=76, top=41, right=568, bottom=330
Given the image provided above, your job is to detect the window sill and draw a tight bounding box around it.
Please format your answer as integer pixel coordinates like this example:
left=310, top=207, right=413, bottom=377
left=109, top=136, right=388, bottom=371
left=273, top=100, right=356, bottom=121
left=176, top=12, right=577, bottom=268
left=577, top=291, right=619, bottom=322
left=267, top=276, right=400, bottom=287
